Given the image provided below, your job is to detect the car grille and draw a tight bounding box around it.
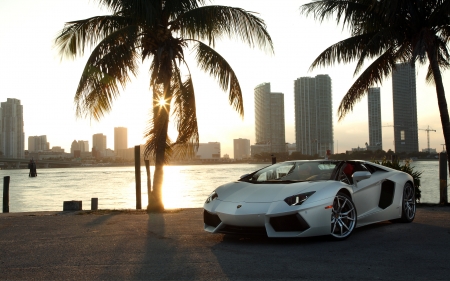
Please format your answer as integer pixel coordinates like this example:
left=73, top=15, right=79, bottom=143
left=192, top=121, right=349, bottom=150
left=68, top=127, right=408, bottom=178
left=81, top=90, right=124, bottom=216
left=270, top=213, right=310, bottom=232
left=203, top=210, right=222, bottom=227
left=219, top=225, right=267, bottom=236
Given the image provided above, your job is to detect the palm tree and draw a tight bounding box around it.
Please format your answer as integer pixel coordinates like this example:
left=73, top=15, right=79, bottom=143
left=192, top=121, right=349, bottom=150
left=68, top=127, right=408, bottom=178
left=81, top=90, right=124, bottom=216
left=55, top=0, right=273, bottom=211
left=300, top=0, right=450, bottom=175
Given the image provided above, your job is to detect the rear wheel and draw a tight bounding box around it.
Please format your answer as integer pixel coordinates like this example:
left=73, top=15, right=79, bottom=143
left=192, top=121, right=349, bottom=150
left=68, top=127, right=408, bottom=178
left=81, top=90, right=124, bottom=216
left=399, top=182, right=415, bottom=222
left=330, top=192, right=357, bottom=240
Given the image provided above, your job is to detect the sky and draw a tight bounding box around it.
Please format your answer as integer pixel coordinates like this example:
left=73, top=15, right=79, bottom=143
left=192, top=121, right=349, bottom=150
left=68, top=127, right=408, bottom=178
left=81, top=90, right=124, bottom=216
left=1, top=0, right=449, bottom=157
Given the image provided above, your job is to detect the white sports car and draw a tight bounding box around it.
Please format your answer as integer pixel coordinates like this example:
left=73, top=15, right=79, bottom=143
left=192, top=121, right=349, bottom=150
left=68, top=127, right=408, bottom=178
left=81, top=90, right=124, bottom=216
left=203, top=160, right=416, bottom=240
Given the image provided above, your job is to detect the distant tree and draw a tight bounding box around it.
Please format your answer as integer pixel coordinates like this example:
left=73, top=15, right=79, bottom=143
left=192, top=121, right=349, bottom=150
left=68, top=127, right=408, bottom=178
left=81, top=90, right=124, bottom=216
left=374, top=159, right=422, bottom=202
left=301, top=0, right=450, bottom=174
left=289, top=152, right=315, bottom=160
left=55, top=0, right=273, bottom=211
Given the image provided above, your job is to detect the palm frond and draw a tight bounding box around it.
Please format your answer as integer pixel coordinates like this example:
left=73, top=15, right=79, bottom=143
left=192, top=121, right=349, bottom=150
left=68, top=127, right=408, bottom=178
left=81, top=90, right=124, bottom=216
left=163, top=0, right=205, bottom=20
left=300, top=0, right=373, bottom=30
left=425, top=43, right=450, bottom=84
left=338, top=48, right=397, bottom=120
left=192, top=41, right=244, bottom=117
left=55, top=15, right=133, bottom=59
left=74, top=25, right=140, bottom=120
left=310, top=32, right=377, bottom=70
left=176, top=5, right=273, bottom=53
left=171, top=68, right=199, bottom=159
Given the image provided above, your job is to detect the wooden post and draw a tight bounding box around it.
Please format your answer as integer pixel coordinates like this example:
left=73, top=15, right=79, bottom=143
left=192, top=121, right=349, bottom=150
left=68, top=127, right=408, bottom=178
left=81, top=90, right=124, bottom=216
left=3, top=176, right=10, bottom=213
left=391, top=154, right=397, bottom=162
left=145, top=159, right=151, bottom=208
left=91, top=198, right=98, bottom=211
left=439, top=152, right=448, bottom=204
left=135, top=145, right=142, bottom=209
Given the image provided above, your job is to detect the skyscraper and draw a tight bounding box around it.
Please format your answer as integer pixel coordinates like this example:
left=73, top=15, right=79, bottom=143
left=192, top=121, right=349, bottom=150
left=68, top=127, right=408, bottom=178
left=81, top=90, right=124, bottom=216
left=294, top=75, right=333, bottom=156
left=0, top=98, right=24, bottom=158
left=368, top=88, right=382, bottom=151
left=28, top=135, right=48, bottom=152
left=93, top=133, right=107, bottom=157
left=392, top=63, right=418, bottom=153
left=114, top=127, right=128, bottom=151
left=233, top=138, right=250, bottom=160
left=78, top=140, right=89, bottom=152
left=254, top=83, right=286, bottom=153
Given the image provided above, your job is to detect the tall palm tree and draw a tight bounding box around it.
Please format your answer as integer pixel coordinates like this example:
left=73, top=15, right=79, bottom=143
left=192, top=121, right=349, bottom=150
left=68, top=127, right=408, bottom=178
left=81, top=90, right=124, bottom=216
left=55, top=0, right=273, bottom=211
left=300, top=0, right=450, bottom=174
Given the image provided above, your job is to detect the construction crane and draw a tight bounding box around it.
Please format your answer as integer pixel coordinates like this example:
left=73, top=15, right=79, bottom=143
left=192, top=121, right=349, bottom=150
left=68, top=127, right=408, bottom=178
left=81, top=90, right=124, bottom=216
left=419, top=125, right=436, bottom=153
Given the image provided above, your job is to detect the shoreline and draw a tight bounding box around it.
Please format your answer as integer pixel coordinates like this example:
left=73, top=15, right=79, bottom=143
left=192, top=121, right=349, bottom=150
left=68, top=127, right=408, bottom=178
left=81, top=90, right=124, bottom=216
left=1, top=203, right=449, bottom=216
left=0, top=158, right=439, bottom=170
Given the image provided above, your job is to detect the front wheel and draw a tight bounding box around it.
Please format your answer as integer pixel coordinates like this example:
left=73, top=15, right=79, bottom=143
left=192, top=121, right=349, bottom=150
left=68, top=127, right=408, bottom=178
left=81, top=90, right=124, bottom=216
left=330, top=192, right=357, bottom=240
left=399, top=182, right=416, bottom=222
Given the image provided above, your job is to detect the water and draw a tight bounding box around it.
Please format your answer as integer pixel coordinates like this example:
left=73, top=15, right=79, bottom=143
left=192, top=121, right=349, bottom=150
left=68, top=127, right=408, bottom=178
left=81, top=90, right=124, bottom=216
left=0, top=161, right=447, bottom=213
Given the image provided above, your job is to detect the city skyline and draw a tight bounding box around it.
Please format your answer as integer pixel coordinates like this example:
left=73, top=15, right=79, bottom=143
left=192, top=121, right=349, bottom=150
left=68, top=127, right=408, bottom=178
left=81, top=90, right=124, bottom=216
left=1, top=0, right=450, bottom=156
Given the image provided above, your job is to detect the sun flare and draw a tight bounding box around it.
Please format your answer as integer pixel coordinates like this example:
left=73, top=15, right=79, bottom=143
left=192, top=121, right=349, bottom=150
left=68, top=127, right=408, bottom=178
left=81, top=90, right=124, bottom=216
left=157, top=97, right=166, bottom=107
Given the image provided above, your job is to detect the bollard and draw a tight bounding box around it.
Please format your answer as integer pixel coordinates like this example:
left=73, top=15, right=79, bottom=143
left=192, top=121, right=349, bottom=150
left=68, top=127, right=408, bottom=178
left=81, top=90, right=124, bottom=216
left=391, top=154, right=398, bottom=162
left=271, top=155, right=276, bottom=165
left=3, top=176, right=10, bottom=213
left=91, top=198, right=98, bottom=211
left=135, top=145, right=142, bottom=210
left=439, top=152, right=448, bottom=204
left=63, top=200, right=82, bottom=211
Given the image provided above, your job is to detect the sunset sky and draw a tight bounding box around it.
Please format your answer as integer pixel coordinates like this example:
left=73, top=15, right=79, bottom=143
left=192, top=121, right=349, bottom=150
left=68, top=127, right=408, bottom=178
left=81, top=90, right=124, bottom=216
left=1, top=0, right=449, bottom=157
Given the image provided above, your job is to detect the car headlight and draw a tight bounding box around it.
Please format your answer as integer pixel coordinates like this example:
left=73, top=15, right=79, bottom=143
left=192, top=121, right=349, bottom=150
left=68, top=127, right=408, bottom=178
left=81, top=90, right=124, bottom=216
left=284, top=191, right=315, bottom=206
left=205, top=191, right=218, bottom=204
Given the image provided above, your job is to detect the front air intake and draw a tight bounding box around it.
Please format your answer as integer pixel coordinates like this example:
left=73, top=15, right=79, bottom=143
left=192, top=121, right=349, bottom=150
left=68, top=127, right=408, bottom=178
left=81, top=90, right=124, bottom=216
left=270, top=213, right=310, bottom=232
left=203, top=210, right=222, bottom=227
left=219, top=225, right=267, bottom=236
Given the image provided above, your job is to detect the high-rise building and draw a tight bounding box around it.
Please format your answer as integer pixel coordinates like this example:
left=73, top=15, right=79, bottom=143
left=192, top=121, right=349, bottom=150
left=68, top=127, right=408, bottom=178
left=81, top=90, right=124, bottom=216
left=294, top=75, right=333, bottom=156
left=92, top=133, right=107, bottom=157
left=368, top=88, right=382, bottom=151
left=78, top=140, right=89, bottom=152
left=254, top=83, right=286, bottom=153
left=28, top=135, right=48, bottom=152
left=71, top=140, right=89, bottom=156
left=233, top=138, right=250, bottom=160
left=196, top=142, right=221, bottom=160
left=114, top=127, right=128, bottom=151
left=71, top=140, right=80, bottom=156
left=392, top=63, right=418, bottom=153
left=0, top=98, right=24, bottom=158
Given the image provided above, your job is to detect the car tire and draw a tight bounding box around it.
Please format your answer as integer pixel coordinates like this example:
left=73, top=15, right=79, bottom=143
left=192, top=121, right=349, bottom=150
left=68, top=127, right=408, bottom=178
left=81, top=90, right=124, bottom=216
left=399, top=182, right=416, bottom=223
left=330, top=192, right=357, bottom=240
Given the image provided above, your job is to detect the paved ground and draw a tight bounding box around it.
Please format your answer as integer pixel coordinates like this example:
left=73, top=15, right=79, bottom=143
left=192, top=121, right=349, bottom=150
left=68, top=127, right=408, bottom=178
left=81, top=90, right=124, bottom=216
left=0, top=206, right=449, bottom=281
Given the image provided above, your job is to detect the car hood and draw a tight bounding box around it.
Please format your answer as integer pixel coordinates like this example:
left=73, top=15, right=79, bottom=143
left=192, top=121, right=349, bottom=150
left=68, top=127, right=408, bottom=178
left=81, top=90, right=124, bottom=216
left=214, top=180, right=331, bottom=203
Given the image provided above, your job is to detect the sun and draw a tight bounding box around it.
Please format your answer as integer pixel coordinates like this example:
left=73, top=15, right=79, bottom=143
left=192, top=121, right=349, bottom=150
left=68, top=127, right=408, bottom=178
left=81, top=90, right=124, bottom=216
left=157, top=97, right=167, bottom=107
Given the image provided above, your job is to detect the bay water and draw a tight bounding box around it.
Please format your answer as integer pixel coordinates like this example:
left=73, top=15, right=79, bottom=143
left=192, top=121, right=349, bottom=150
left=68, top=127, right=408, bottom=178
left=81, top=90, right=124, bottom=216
left=0, top=161, right=447, bottom=213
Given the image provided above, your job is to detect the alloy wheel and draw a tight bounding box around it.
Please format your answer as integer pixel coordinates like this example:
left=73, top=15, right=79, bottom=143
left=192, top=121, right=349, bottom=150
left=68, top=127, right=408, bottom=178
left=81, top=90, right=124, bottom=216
left=331, top=193, right=357, bottom=239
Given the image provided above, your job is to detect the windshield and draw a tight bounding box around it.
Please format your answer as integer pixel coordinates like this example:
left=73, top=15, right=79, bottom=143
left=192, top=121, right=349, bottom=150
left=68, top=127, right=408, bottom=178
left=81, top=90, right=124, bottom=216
left=243, top=161, right=338, bottom=183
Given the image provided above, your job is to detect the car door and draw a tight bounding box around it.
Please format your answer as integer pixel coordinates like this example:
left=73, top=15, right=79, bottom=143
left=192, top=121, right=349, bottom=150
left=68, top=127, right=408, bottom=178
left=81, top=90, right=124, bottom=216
left=347, top=162, right=384, bottom=225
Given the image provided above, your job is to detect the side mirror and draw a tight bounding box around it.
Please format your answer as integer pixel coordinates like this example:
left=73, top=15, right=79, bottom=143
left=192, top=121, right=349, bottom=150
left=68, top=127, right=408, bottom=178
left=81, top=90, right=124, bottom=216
left=352, top=171, right=371, bottom=182
left=239, top=174, right=249, bottom=179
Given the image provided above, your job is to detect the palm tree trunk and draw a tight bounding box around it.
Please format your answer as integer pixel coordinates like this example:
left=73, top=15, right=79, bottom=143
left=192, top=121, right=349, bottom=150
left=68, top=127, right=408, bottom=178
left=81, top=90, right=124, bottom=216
left=148, top=88, right=172, bottom=212
left=427, top=49, right=450, bottom=179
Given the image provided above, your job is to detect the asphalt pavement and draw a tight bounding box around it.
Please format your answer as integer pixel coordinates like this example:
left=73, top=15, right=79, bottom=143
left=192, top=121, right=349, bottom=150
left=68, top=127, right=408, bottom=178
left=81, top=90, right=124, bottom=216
left=0, top=205, right=449, bottom=280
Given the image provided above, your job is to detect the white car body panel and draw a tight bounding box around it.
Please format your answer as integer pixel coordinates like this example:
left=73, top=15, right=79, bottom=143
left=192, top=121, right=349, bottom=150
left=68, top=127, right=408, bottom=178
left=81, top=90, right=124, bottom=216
left=203, top=160, right=414, bottom=238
